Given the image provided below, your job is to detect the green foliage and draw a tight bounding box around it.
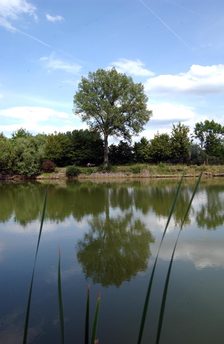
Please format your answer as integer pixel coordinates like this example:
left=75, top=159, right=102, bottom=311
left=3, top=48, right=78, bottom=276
left=44, top=133, right=72, bottom=166
left=67, top=129, right=103, bottom=166
left=12, top=137, right=43, bottom=177
left=134, top=137, right=150, bottom=163
left=190, top=144, right=207, bottom=165
left=66, top=165, right=81, bottom=177
left=194, top=120, right=224, bottom=160
left=0, top=118, right=223, bottom=177
left=0, top=134, right=45, bottom=177
left=170, top=123, right=191, bottom=163
left=150, top=133, right=171, bottom=162
left=0, top=136, right=15, bottom=173
left=74, top=68, right=151, bottom=166
left=44, top=130, right=103, bottom=167
left=109, top=141, right=133, bottom=164
left=12, top=128, right=32, bottom=139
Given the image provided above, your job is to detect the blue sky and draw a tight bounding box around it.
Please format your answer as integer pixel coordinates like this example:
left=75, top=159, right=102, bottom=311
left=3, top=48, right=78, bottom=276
left=0, top=0, right=224, bottom=140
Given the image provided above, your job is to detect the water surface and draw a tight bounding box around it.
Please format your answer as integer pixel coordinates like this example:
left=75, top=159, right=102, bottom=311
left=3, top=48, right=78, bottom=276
left=0, top=179, right=224, bottom=343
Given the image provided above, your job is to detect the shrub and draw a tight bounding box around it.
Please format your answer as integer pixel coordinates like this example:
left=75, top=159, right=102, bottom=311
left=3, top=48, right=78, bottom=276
left=66, top=165, right=81, bottom=177
left=12, top=137, right=42, bottom=177
left=41, top=160, right=56, bottom=173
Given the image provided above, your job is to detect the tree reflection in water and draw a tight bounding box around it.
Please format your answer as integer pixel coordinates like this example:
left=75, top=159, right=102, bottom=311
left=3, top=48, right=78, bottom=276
left=196, top=185, right=224, bottom=229
left=0, top=180, right=223, bottom=231
left=77, top=201, right=154, bottom=286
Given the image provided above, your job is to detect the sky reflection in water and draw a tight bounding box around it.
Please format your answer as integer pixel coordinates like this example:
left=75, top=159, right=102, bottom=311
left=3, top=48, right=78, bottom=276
left=0, top=180, right=224, bottom=343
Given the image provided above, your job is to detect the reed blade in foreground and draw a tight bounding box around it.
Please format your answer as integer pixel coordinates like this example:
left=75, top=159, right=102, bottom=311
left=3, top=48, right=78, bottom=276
left=58, top=249, right=65, bottom=344
left=137, top=175, right=184, bottom=344
left=85, top=287, right=90, bottom=344
left=91, top=295, right=101, bottom=344
left=155, top=173, right=203, bottom=344
left=23, top=189, right=48, bottom=344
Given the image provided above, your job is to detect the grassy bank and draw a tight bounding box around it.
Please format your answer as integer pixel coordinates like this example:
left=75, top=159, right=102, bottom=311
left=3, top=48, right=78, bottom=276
left=36, top=163, right=224, bottom=180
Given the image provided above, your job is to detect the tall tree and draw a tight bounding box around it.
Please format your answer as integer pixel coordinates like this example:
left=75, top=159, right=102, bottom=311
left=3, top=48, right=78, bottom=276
left=67, top=129, right=103, bottom=165
left=170, top=123, right=191, bottom=163
left=194, top=120, right=224, bottom=158
left=12, top=128, right=32, bottom=139
left=74, top=68, right=151, bottom=166
left=134, top=137, right=150, bottom=162
left=109, top=140, right=133, bottom=164
left=150, top=133, right=171, bottom=162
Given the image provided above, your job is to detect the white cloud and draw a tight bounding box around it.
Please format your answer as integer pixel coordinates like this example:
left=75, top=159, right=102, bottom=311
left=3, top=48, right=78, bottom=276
left=0, top=0, right=36, bottom=31
left=145, top=64, right=224, bottom=95
left=137, top=101, right=205, bottom=140
left=0, top=15, right=16, bottom=31
left=127, top=96, right=209, bottom=140
left=40, top=54, right=82, bottom=75
left=108, top=58, right=154, bottom=77
left=0, top=106, right=87, bottom=136
left=149, top=102, right=196, bottom=122
left=46, top=13, right=64, bottom=23
left=0, top=106, right=69, bottom=121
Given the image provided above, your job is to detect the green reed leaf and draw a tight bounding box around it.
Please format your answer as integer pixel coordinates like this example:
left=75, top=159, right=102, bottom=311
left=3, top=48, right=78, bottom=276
left=137, top=174, right=184, bottom=344
left=58, top=249, right=65, bottom=344
left=23, top=188, right=48, bottom=344
left=85, top=287, right=90, bottom=344
left=91, top=295, right=101, bottom=344
left=155, top=173, right=203, bottom=344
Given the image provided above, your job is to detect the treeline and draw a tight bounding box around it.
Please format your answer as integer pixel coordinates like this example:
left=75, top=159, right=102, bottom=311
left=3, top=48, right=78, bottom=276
left=0, top=120, right=223, bottom=177
left=0, top=129, right=103, bottom=176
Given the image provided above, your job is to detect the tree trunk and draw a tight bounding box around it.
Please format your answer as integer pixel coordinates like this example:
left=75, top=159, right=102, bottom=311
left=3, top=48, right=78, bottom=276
left=103, top=134, right=109, bottom=168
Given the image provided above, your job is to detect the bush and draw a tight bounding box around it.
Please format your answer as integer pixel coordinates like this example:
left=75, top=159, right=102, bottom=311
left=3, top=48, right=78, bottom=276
left=66, top=165, right=81, bottom=177
left=41, top=160, right=56, bottom=173
left=12, top=137, right=42, bottom=177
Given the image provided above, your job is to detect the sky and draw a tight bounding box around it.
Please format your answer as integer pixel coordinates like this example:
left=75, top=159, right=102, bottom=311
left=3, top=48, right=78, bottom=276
left=0, top=0, right=224, bottom=141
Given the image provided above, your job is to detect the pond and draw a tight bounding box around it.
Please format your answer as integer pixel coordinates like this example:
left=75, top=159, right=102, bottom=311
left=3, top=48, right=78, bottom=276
left=0, top=179, right=224, bottom=344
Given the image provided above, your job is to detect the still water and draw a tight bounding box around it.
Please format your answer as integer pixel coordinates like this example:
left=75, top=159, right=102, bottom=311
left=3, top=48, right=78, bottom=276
left=0, top=179, right=224, bottom=344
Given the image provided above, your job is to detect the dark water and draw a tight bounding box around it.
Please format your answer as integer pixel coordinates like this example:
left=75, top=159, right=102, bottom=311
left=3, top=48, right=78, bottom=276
left=0, top=179, right=224, bottom=344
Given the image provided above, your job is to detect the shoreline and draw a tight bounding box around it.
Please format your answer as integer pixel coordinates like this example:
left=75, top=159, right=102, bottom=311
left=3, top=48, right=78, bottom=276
left=1, top=170, right=224, bottom=181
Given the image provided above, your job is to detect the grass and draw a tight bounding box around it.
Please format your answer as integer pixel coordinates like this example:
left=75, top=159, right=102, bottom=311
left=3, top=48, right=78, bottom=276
left=115, top=163, right=224, bottom=176
left=37, top=163, right=224, bottom=179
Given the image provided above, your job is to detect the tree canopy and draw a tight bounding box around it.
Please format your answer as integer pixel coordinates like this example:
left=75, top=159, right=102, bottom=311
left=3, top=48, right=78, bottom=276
left=194, top=120, right=224, bottom=158
left=74, top=68, right=151, bottom=166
